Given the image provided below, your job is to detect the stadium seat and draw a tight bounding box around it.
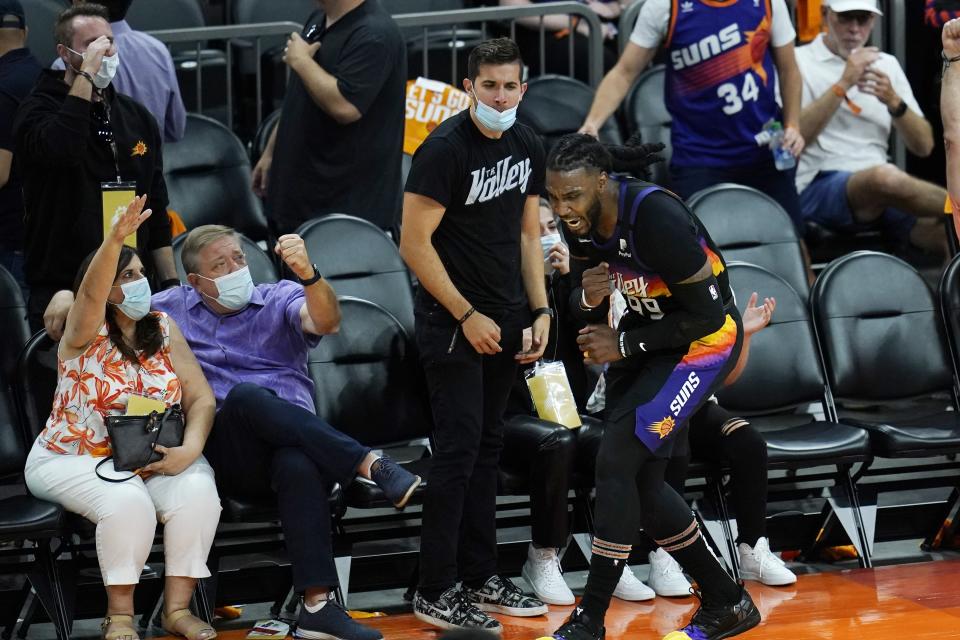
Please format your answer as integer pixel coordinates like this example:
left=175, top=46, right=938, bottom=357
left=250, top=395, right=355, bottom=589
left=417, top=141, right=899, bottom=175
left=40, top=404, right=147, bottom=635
left=164, top=114, right=269, bottom=241
left=232, top=0, right=315, bottom=25
left=517, top=75, right=622, bottom=155
left=622, top=65, right=671, bottom=186
left=812, top=251, right=960, bottom=458
left=714, top=262, right=873, bottom=566
left=250, top=108, right=282, bottom=164
left=171, top=233, right=279, bottom=285
left=0, top=268, right=69, bottom=640
left=21, top=0, right=67, bottom=67
left=687, top=183, right=810, bottom=299
left=129, top=0, right=228, bottom=121
left=127, top=0, right=205, bottom=33
left=813, top=252, right=960, bottom=550
left=939, top=253, right=960, bottom=378
left=309, top=296, right=432, bottom=523
left=297, top=215, right=415, bottom=337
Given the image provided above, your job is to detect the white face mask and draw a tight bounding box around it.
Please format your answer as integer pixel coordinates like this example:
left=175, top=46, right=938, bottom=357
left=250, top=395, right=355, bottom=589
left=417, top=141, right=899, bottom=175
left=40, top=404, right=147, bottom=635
left=472, top=90, right=519, bottom=133
left=540, top=233, right=564, bottom=260
left=111, top=276, right=151, bottom=321
left=67, top=46, right=120, bottom=89
left=198, top=266, right=254, bottom=311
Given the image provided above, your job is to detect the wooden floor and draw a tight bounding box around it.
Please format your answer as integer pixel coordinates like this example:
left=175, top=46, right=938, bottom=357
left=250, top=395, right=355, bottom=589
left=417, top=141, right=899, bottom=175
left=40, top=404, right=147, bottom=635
left=160, top=560, right=960, bottom=639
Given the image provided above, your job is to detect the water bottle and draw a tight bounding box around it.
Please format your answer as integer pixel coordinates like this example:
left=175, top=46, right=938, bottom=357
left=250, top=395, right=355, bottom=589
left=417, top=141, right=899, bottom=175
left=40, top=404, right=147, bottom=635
left=766, top=121, right=796, bottom=171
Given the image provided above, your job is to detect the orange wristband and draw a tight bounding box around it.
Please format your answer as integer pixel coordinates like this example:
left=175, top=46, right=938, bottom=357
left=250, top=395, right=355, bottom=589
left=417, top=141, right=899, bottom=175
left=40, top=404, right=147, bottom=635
left=832, top=83, right=863, bottom=115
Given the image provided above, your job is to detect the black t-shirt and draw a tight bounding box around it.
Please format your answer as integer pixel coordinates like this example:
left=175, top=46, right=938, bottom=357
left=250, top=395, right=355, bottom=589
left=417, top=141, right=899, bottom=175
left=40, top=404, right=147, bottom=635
left=0, top=47, right=42, bottom=250
left=268, top=1, right=406, bottom=233
left=569, top=178, right=731, bottom=356
left=405, top=110, right=546, bottom=314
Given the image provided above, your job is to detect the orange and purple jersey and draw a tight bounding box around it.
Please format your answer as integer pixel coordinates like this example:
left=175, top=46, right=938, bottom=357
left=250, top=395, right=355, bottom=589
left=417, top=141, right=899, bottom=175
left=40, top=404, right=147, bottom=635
left=665, top=0, right=781, bottom=167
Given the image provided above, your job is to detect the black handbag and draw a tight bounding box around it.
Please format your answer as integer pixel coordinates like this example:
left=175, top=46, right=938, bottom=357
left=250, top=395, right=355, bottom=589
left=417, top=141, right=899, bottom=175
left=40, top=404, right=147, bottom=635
left=95, top=405, right=185, bottom=482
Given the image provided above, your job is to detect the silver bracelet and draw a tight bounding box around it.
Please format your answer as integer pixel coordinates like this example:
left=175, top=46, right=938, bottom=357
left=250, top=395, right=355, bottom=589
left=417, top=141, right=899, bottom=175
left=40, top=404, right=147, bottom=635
left=580, top=289, right=599, bottom=310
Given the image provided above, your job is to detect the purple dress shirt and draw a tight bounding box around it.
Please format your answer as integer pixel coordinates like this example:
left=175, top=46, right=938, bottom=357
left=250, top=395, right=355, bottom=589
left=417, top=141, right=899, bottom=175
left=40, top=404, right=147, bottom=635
left=151, top=281, right=321, bottom=412
left=53, top=20, right=186, bottom=142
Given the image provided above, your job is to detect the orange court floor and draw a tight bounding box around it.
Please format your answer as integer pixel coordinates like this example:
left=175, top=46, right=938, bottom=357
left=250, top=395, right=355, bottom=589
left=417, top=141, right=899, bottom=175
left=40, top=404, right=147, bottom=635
left=151, top=559, right=960, bottom=639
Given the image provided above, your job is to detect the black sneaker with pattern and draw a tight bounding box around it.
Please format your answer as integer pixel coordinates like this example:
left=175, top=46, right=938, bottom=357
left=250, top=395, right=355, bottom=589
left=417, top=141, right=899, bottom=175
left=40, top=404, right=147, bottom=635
left=669, top=586, right=761, bottom=640
left=412, top=586, right=502, bottom=633
left=547, top=606, right=605, bottom=640
left=462, top=575, right=548, bottom=617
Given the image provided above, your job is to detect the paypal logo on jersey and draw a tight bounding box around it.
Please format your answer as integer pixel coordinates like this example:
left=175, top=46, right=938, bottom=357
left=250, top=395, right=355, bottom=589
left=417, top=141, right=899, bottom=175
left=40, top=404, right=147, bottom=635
left=670, top=23, right=742, bottom=70
left=465, top=155, right=532, bottom=205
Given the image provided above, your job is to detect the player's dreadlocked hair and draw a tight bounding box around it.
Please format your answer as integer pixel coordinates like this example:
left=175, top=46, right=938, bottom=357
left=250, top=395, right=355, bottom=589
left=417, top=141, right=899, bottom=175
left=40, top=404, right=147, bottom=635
left=547, top=133, right=666, bottom=181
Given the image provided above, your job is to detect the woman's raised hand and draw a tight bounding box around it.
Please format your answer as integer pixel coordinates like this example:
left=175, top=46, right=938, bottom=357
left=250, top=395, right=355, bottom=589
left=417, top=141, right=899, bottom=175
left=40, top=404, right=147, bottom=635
left=109, top=194, right=152, bottom=244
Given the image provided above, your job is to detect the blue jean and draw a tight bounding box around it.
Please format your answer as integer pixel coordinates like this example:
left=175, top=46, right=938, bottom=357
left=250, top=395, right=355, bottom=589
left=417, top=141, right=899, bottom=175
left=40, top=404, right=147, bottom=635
left=205, top=383, right=370, bottom=590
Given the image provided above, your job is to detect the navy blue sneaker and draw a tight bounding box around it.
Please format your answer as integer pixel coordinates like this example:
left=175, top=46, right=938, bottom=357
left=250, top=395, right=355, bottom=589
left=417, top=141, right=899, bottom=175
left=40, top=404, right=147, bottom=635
left=370, top=456, right=421, bottom=509
left=294, top=598, right=382, bottom=640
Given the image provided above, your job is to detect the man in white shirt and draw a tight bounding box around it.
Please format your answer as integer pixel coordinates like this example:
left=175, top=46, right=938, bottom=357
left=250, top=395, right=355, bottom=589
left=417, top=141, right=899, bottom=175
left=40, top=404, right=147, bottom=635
left=580, top=0, right=805, bottom=225
left=796, top=0, right=945, bottom=253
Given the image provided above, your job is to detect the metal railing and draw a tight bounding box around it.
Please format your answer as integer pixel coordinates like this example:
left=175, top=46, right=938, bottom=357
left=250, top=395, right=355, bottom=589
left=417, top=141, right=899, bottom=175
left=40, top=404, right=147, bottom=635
left=148, top=21, right=302, bottom=130
left=148, top=4, right=606, bottom=133
left=393, top=2, right=605, bottom=87
left=619, top=0, right=646, bottom=53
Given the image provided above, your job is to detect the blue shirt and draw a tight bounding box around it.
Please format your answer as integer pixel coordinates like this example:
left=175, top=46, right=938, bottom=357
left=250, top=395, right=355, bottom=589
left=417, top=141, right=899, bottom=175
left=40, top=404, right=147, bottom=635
left=664, top=0, right=781, bottom=168
left=53, top=20, right=186, bottom=142
left=151, top=281, right=322, bottom=412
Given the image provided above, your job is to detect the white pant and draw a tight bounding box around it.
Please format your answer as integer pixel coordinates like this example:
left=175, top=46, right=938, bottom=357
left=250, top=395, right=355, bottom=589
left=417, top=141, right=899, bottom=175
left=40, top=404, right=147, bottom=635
left=25, top=443, right=222, bottom=585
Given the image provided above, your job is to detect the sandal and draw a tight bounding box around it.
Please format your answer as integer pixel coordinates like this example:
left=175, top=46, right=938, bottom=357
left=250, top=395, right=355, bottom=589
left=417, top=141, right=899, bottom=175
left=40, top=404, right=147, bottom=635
left=162, top=609, right=218, bottom=640
left=101, top=614, right=140, bottom=640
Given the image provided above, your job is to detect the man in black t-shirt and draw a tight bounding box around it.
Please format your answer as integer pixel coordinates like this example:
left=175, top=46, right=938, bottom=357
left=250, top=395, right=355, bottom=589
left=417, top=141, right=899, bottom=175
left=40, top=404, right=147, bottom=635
left=252, top=0, right=405, bottom=234
left=0, top=0, right=41, bottom=300
left=399, top=38, right=551, bottom=633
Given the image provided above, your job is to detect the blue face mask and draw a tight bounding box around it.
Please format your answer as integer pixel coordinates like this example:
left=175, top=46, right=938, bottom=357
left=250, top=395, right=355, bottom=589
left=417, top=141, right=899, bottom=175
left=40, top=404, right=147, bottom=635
left=111, top=277, right=151, bottom=320
left=472, top=90, right=519, bottom=133
left=199, top=266, right=254, bottom=311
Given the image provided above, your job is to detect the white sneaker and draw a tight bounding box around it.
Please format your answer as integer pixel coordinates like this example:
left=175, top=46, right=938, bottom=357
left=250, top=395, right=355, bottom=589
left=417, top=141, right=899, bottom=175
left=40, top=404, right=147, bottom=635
left=646, top=548, right=692, bottom=597
left=520, top=545, right=575, bottom=605
left=738, top=537, right=797, bottom=586
left=612, top=563, right=655, bottom=601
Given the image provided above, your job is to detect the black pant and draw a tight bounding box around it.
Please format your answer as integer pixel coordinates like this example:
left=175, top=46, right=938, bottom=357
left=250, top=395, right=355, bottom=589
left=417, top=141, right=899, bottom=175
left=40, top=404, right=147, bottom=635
left=416, top=300, right=526, bottom=597
left=204, top=383, right=370, bottom=591
left=501, top=416, right=577, bottom=549
left=668, top=402, right=769, bottom=546
left=670, top=159, right=803, bottom=230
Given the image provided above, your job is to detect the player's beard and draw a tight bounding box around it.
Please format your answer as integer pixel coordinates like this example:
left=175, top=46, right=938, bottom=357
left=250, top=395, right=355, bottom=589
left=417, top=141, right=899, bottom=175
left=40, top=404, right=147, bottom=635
left=585, top=191, right=604, bottom=237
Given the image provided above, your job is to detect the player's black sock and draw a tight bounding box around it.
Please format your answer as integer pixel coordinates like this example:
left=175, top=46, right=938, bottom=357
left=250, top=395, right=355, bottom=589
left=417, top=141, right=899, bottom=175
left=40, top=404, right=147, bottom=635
left=578, top=538, right=630, bottom=627
left=656, top=519, right=740, bottom=605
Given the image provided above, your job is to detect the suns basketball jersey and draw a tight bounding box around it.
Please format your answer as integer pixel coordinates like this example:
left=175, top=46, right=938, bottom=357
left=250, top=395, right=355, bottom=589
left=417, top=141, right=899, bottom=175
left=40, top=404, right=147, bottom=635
left=665, top=0, right=781, bottom=168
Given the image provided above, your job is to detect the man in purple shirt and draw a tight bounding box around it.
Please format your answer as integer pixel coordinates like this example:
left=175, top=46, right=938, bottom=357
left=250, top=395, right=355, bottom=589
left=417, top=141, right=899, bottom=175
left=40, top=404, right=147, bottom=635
left=149, top=225, right=419, bottom=640
left=55, top=0, right=185, bottom=142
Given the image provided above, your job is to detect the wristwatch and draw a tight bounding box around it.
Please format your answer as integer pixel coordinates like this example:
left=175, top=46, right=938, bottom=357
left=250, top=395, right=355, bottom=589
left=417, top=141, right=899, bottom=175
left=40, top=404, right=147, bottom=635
left=532, top=307, right=555, bottom=319
left=299, top=263, right=323, bottom=286
left=888, top=100, right=908, bottom=119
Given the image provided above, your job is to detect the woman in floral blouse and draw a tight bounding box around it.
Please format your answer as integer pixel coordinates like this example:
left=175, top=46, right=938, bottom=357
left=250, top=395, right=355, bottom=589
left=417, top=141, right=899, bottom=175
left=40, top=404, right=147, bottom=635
left=24, top=196, right=221, bottom=640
